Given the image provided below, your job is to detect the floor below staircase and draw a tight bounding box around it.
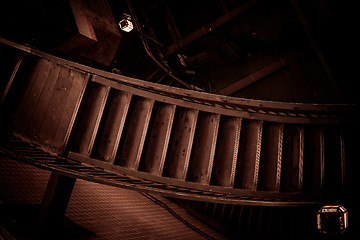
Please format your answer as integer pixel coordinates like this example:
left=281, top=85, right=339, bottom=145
left=0, top=157, right=228, bottom=240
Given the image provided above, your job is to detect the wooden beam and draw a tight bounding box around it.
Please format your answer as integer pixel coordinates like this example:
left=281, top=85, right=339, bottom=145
left=57, top=0, right=121, bottom=66
left=165, top=4, right=182, bottom=44
left=0, top=53, right=24, bottom=107
left=215, top=50, right=307, bottom=95
left=165, top=0, right=259, bottom=56
left=290, top=0, right=343, bottom=102
left=32, top=173, right=76, bottom=239
left=146, top=0, right=169, bottom=12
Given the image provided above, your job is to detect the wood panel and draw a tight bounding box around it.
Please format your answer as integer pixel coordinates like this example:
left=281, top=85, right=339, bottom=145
left=26, top=64, right=61, bottom=138
left=13, top=59, right=52, bottom=134
left=51, top=71, right=89, bottom=153
left=37, top=67, right=76, bottom=148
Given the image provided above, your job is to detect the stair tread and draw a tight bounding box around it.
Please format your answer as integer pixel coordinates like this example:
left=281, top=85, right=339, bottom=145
left=71, top=81, right=110, bottom=155
left=116, top=96, right=154, bottom=169
left=140, top=102, right=176, bottom=175
left=187, top=112, right=220, bottom=184
left=211, top=117, right=242, bottom=187
left=235, top=119, right=263, bottom=190
left=164, top=108, right=199, bottom=180
left=93, top=90, right=132, bottom=163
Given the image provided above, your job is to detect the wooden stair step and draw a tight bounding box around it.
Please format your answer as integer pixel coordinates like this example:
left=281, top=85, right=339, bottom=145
left=92, top=89, right=132, bottom=163
left=235, top=119, right=263, bottom=190
left=257, top=122, right=284, bottom=191
left=70, top=80, right=110, bottom=155
left=116, top=95, right=154, bottom=169
left=211, top=116, right=241, bottom=187
left=139, top=102, right=176, bottom=175
left=163, top=107, right=199, bottom=180
left=187, top=112, right=220, bottom=184
left=281, top=124, right=304, bottom=192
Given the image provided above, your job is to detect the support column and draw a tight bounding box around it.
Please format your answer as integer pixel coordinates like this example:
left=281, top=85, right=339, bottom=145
left=32, top=172, right=76, bottom=239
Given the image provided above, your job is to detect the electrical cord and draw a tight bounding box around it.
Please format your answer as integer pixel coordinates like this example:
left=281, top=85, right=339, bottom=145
left=141, top=193, right=217, bottom=240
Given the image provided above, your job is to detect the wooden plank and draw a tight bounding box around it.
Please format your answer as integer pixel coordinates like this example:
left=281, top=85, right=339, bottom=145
left=13, top=59, right=52, bottom=134
left=235, top=119, right=263, bottom=190
left=37, top=66, right=74, bottom=146
left=163, top=108, right=199, bottom=180
left=51, top=71, right=90, bottom=153
left=92, top=90, right=132, bottom=163
left=211, top=117, right=241, bottom=187
left=116, top=96, right=155, bottom=169
left=215, top=50, right=308, bottom=95
left=257, top=122, right=284, bottom=191
left=139, top=102, right=176, bottom=175
left=70, top=81, right=110, bottom=155
left=165, top=0, right=259, bottom=55
left=280, top=124, right=304, bottom=192
left=303, top=125, right=324, bottom=192
left=187, top=112, right=220, bottom=184
left=26, top=63, right=61, bottom=138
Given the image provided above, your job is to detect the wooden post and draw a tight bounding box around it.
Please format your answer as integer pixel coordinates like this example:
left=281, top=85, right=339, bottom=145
left=32, top=172, right=76, bottom=239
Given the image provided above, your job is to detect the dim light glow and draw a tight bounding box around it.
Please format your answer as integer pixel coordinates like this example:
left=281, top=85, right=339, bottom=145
left=317, top=205, right=348, bottom=235
left=119, top=18, right=133, bottom=32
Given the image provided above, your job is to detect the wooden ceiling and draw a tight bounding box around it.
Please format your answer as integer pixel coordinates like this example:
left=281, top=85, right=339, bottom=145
left=0, top=0, right=356, bottom=103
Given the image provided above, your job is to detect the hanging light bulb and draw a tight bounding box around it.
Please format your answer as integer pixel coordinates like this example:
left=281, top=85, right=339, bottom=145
left=119, top=14, right=133, bottom=32
left=118, top=13, right=164, bottom=47
left=317, top=205, right=349, bottom=235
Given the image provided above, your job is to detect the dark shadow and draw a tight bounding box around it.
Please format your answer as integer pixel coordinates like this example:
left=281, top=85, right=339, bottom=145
left=0, top=204, right=95, bottom=239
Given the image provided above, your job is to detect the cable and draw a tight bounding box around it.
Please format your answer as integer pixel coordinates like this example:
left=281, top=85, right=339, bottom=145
left=141, top=193, right=217, bottom=240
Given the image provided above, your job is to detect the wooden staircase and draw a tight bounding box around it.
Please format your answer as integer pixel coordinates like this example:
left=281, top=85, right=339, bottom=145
left=0, top=38, right=359, bottom=210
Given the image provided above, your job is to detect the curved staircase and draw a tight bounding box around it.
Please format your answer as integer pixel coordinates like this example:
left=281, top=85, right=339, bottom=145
left=1, top=37, right=358, bottom=205
left=0, top=37, right=359, bottom=238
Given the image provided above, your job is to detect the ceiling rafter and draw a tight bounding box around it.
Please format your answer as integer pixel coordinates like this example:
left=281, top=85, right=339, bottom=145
left=165, top=0, right=260, bottom=56
left=215, top=48, right=310, bottom=95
